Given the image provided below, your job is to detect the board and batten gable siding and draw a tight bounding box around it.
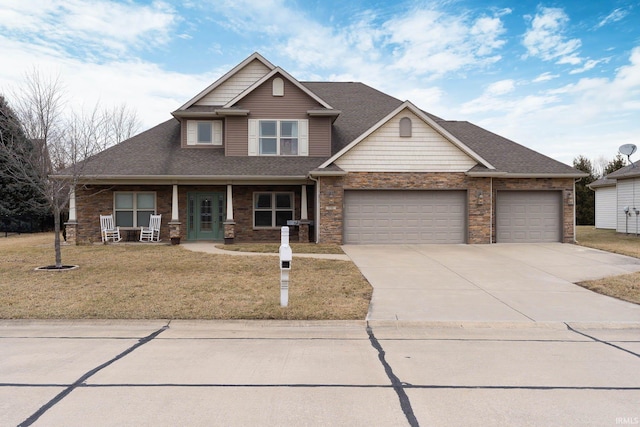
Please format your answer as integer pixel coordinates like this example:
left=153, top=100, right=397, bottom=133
left=616, top=178, right=640, bottom=234
left=335, top=110, right=477, bottom=172
left=595, top=186, right=617, bottom=229
left=196, top=59, right=271, bottom=106
left=225, top=75, right=331, bottom=157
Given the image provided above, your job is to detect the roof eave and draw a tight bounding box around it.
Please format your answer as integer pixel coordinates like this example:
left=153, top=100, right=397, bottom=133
left=65, top=174, right=313, bottom=185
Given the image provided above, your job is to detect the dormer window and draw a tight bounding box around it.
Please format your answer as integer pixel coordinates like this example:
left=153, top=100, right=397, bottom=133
left=272, top=77, right=284, bottom=96
left=260, top=120, right=298, bottom=155
left=186, top=120, right=222, bottom=145
left=248, top=119, right=308, bottom=156
left=399, top=117, right=412, bottom=137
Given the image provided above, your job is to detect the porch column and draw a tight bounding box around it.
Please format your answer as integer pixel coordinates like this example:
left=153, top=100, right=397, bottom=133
left=64, top=187, right=78, bottom=245
left=168, top=184, right=181, bottom=245
left=299, top=184, right=310, bottom=243
left=223, top=184, right=236, bottom=244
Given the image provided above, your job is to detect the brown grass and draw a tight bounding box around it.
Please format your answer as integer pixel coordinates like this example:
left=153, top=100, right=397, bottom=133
left=0, top=233, right=371, bottom=319
left=576, top=226, right=640, bottom=305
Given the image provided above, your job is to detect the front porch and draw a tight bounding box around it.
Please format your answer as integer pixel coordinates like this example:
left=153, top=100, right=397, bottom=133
left=67, top=183, right=315, bottom=245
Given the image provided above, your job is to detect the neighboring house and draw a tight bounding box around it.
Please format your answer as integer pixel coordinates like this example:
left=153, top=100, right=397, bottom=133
left=589, top=177, right=617, bottom=230
left=59, top=53, right=585, bottom=245
left=591, top=163, right=640, bottom=234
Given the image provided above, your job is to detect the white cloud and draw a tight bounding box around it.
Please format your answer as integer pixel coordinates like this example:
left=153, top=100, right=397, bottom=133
left=533, top=72, right=559, bottom=83
left=0, top=0, right=178, bottom=58
left=596, top=8, right=630, bottom=28
left=569, top=59, right=604, bottom=74
left=522, top=7, right=582, bottom=65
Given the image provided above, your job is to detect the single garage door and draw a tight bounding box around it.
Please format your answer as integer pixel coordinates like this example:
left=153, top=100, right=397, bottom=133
left=343, top=190, right=466, bottom=244
left=496, top=191, right=562, bottom=243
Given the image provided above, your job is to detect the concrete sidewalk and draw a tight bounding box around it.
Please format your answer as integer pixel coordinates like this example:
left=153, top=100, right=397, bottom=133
left=343, top=243, right=640, bottom=324
left=2, top=320, right=639, bottom=426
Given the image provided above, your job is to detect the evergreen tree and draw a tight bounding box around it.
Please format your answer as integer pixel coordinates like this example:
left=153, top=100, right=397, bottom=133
left=0, top=95, right=49, bottom=218
left=573, top=155, right=597, bottom=225
left=604, top=154, right=627, bottom=176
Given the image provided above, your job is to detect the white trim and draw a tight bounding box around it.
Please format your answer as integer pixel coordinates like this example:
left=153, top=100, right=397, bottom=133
left=224, top=67, right=334, bottom=109
left=319, top=101, right=495, bottom=170
left=178, top=53, right=275, bottom=110
left=171, top=185, right=179, bottom=221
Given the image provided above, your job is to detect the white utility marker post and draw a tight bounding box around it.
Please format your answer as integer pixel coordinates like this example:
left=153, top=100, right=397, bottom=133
left=279, top=226, right=292, bottom=307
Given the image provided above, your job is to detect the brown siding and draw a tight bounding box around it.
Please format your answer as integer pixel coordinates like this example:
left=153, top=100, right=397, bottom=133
left=309, top=116, right=331, bottom=157
left=225, top=74, right=332, bottom=157
left=225, top=116, right=248, bottom=156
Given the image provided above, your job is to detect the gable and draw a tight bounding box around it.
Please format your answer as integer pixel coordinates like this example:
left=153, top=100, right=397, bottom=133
left=195, top=58, right=271, bottom=106
left=238, top=74, right=325, bottom=117
left=335, top=109, right=477, bottom=172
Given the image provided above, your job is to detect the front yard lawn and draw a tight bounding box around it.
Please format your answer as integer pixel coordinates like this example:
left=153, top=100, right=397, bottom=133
left=0, top=233, right=371, bottom=319
left=576, top=226, right=640, bottom=305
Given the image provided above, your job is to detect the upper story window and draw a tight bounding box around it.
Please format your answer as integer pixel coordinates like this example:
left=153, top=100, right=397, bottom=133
left=249, top=119, right=308, bottom=156
left=186, top=120, right=222, bottom=146
left=260, top=120, right=298, bottom=155
left=399, top=117, right=412, bottom=137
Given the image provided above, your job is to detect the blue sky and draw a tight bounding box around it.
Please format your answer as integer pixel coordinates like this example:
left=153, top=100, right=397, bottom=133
left=1, top=0, right=639, bottom=168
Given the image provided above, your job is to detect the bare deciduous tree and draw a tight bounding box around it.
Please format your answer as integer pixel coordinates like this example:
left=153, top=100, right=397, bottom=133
left=0, top=68, right=140, bottom=268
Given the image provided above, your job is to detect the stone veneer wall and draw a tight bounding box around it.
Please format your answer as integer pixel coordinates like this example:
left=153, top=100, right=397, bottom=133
left=317, top=172, right=492, bottom=244
left=492, top=177, right=575, bottom=243
left=74, top=185, right=172, bottom=244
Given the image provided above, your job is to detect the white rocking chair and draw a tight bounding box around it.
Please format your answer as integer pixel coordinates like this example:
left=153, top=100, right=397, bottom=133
left=140, top=214, right=161, bottom=242
left=100, top=214, right=121, bottom=243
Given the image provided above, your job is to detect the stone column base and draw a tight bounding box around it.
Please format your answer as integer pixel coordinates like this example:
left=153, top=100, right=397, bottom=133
left=169, top=221, right=181, bottom=245
left=224, top=221, right=236, bottom=244
left=298, top=221, right=310, bottom=243
left=64, top=221, right=77, bottom=245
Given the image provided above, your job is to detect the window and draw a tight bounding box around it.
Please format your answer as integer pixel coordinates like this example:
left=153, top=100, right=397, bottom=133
left=186, top=120, right=222, bottom=145
left=254, top=192, right=294, bottom=228
left=399, top=117, right=412, bottom=137
left=114, top=192, right=156, bottom=227
left=259, top=120, right=298, bottom=155
left=248, top=119, right=307, bottom=156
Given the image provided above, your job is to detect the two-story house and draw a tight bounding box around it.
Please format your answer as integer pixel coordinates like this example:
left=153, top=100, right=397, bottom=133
left=61, top=52, right=584, bottom=245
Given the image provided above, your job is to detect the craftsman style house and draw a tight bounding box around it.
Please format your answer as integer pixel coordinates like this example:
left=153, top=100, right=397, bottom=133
left=62, top=53, right=584, bottom=245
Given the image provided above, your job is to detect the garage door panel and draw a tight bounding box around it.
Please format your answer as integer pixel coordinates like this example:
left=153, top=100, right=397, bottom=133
left=497, top=191, right=562, bottom=243
left=344, top=190, right=466, bottom=244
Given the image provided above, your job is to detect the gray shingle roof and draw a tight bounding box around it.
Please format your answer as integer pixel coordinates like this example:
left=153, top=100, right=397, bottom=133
left=68, top=119, right=328, bottom=178
left=606, top=161, right=640, bottom=180
left=62, top=80, right=582, bottom=180
left=437, top=121, right=582, bottom=175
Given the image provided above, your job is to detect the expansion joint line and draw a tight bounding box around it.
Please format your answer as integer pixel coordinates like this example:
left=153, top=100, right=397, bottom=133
left=564, top=323, right=640, bottom=359
left=366, top=322, right=419, bottom=427
left=18, top=324, right=170, bottom=427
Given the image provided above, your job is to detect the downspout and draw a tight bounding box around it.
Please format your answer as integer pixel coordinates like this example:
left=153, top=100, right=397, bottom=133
left=308, top=174, right=320, bottom=243
left=490, top=177, right=493, bottom=244
left=573, top=178, right=579, bottom=243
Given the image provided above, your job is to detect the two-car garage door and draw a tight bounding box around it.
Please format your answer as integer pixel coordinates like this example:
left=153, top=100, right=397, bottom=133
left=343, top=190, right=466, bottom=244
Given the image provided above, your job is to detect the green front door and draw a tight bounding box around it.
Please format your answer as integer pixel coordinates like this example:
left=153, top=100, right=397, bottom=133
left=187, top=192, right=224, bottom=240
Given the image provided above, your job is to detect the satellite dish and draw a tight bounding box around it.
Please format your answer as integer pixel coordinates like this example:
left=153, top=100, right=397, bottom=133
left=619, top=144, right=637, bottom=156
left=619, top=144, right=637, bottom=168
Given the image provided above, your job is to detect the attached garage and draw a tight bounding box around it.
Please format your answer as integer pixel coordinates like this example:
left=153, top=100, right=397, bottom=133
left=343, top=190, right=466, bottom=244
left=496, top=191, right=562, bottom=243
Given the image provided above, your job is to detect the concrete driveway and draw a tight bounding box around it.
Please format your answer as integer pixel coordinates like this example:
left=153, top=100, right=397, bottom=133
left=343, top=243, right=640, bottom=324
